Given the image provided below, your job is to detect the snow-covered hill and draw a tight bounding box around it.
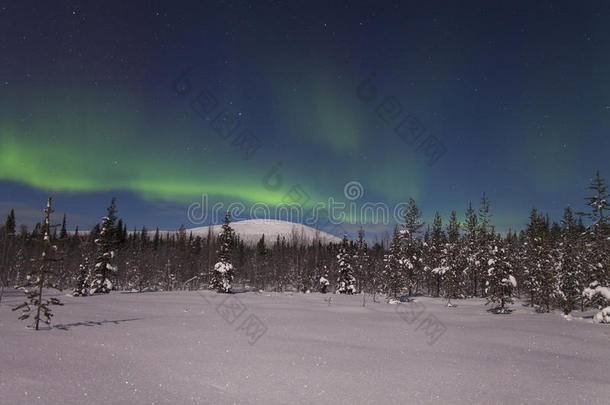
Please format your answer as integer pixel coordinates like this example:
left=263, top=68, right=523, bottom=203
left=187, top=219, right=341, bottom=244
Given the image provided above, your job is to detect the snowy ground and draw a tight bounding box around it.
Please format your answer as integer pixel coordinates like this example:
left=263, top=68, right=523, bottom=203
left=1, top=289, right=609, bottom=404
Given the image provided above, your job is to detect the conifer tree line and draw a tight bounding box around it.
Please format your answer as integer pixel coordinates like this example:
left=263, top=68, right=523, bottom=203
left=0, top=171, right=608, bottom=321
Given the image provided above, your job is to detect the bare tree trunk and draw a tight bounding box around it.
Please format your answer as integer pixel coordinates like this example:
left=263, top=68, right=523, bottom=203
left=34, top=261, right=46, bottom=331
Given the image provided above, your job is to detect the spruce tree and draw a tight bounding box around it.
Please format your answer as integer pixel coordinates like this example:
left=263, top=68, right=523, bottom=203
left=523, top=207, right=542, bottom=305
left=368, top=241, right=384, bottom=300
left=401, top=198, right=424, bottom=295
left=578, top=171, right=609, bottom=286
left=153, top=227, right=160, bottom=250
left=522, top=207, right=557, bottom=311
left=255, top=235, right=267, bottom=290
left=582, top=281, right=610, bottom=323
left=428, top=211, right=446, bottom=297
left=90, top=198, right=119, bottom=294
left=3, top=209, right=17, bottom=288
left=12, top=198, right=63, bottom=329
left=319, top=267, right=330, bottom=293
left=476, top=193, right=493, bottom=296
left=59, top=214, right=68, bottom=240
left=88, top=223, right=101, bottom=244
left=73, top=256, right=91, bottom=297
left=506, top=230, right=525, bottom=298
left=354, top=227, right=370, bottom=293
left=336, top=234, right=355, bottom=294
left=534, top=239, right=557, bottom=312
left=31, top=222, right=42, bottom=240
left=383, top=225, right=404, bottom=297
left=485, top=236, right=516, bottom=314
left=11, top=248, right=25, bottom=288
left=479, top=192, right=493, bottom=235
left=210, top=211, right=235, bottom=293
left=579, top=170, right=610, bottom=237
left=554, top=207, right=585, bottom=314
left=440, top=210, right=465, bottom=306
left=464, top=202, right=479, bottom=296
left=5, top=209, right=16, bottom=236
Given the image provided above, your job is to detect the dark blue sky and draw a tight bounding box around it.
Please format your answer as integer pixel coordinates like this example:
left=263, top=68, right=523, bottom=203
left=1, top=1, right=609, bottom=238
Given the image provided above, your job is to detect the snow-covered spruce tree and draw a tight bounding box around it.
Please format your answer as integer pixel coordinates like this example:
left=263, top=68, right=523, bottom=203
left=2, top=209, right=17, bottom=288
left=319, top=269, right=330, bottom=294
left=254, top=235, right=268, bottom=290
left=534, top=239, right=558, bottom=312
left=354, top=227, right=370, bottom=293
left=12, top=197, right=63, bottom=330
left=476, top=193, right=494, bottom=297
left=555, top=206, right=586, bottom=314
left=72, top=255, right=92, bottom=297
left=164, top=258, right=176, bottom=291
left=440, top=210, right=465, bottom=306
left=421, top=228, right=431, bottom=288
left=485, top=236, right=516, bottom=314
left=504, top=230, right=524, bottom=298
left=522, top=207, right=543, bottom=305
left=522, top=207, right=558, bottom=311
left=581, top=170, right=610, bottom=234
left=12, top=247, right=25, bottom=288
left=582, top=281, right=610, bottom=323
left=463, top=201, right=479, bottom=296
left=401, top=198, right=424, bottom=295
left=578, top=170, right=609, bottom=287
left=90, top=198, right=119, bottom=294
left=54, top=214, right=71, bottom=290
left=383, top=225, right=404, bottom=297
left=210, top=211, right=235, bottom=293
left=368, top=242, right=385, bottom=301
left=428, top=211, right=446, bottom=297
left=336, top=234, right=355, bottom=294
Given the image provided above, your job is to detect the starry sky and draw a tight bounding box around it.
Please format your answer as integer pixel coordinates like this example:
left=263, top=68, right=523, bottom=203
left=1, top=1, right=609, bottom=238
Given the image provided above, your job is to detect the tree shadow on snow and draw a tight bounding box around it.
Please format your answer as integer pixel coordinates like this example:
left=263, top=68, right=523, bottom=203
left=229, top=290, right=249, bottom=294
left=397, top=295, right=413, bottom=302
left=53, top=317, right=143, bottom=331
left=119, top=288, right=160, bottom=293
left=485, top=306, right=514, bottom=314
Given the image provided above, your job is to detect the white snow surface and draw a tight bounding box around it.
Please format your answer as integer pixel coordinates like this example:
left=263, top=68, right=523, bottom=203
left=187, top=219, right=341, bottom=244
left=1, top=289, right=609, bottom=404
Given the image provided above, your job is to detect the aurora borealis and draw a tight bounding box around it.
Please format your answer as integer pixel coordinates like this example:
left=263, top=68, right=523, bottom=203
left=1, top=2, right=609, bottom=237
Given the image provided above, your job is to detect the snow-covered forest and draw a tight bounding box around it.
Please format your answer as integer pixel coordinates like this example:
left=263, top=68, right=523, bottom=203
left=1, top=172, right=609, bottom=404
left=1, top=171, right=608, bottom=323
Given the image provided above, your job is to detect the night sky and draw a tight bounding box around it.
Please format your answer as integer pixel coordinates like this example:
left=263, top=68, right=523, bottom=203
left=1, top=1, right=609, bottom=238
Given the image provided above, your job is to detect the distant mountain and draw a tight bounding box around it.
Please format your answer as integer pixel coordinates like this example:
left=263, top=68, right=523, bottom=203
left=187, top=219, right=341, bottom=244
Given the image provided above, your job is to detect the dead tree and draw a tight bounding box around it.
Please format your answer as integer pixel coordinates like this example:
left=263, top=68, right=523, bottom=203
left=12, top=197, right=63, bottom=330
